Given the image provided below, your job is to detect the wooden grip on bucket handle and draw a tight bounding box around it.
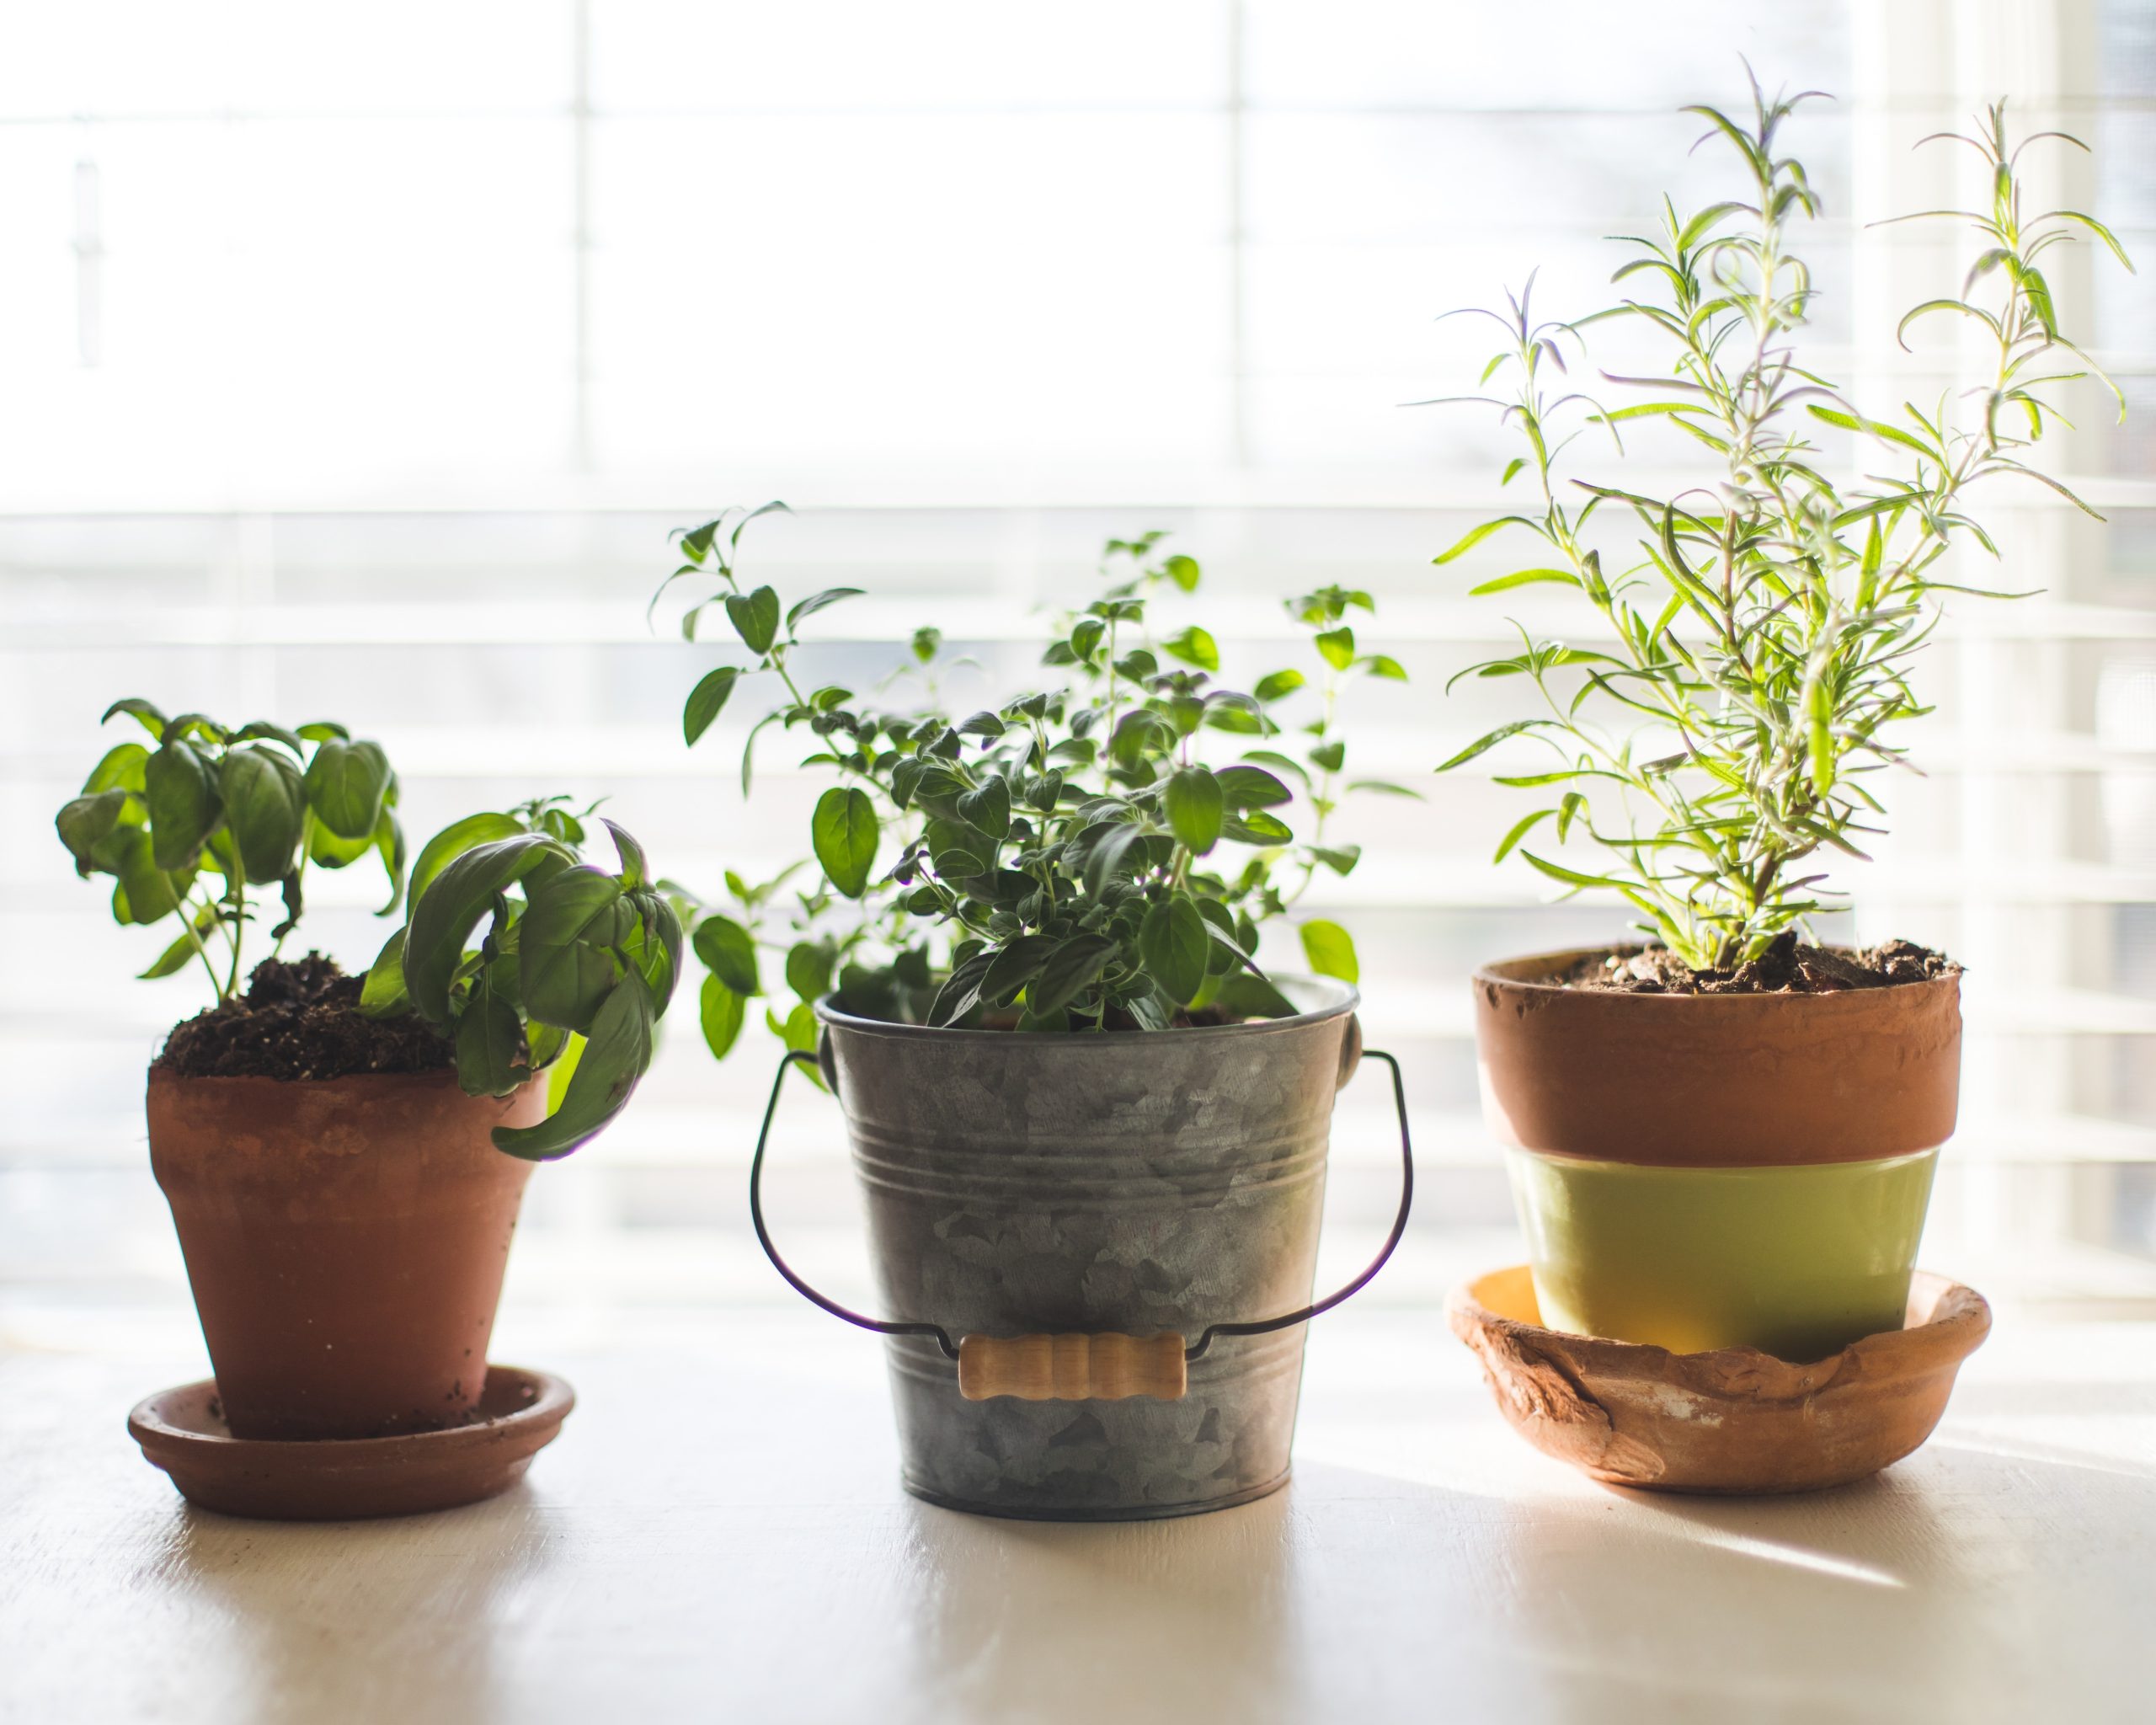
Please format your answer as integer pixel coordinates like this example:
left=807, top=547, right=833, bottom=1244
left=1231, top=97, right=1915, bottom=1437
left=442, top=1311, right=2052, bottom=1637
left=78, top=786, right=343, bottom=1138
left=748, top=1028, right=1414, bottom=1402
left=957, top=1332, right=1188, bottom=1402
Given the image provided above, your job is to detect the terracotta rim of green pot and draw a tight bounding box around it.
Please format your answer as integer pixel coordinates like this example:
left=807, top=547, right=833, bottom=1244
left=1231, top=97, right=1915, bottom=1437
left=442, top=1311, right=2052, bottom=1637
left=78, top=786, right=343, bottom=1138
left=1471, top=947, right=1961, bottom=1169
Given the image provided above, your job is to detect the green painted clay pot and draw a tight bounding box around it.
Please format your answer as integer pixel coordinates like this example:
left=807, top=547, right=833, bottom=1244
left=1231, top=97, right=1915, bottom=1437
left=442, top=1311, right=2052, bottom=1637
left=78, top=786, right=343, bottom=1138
left=1506, top=1148, right=1939, bottom=1359
left=1474, top=950, right=1961, bottom=1360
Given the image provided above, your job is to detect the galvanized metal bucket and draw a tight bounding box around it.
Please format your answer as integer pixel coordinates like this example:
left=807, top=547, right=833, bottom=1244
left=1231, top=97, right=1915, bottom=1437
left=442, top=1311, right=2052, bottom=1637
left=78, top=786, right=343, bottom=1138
left=750, top=977, right=1413, bottom=1520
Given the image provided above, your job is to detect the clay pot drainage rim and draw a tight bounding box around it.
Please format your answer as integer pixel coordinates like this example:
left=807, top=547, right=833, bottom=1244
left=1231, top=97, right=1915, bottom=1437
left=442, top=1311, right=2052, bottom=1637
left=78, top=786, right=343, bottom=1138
left=1446, top=1267, right=1990, bottom=1495
left=126, top=1365, right=574, bottom=1521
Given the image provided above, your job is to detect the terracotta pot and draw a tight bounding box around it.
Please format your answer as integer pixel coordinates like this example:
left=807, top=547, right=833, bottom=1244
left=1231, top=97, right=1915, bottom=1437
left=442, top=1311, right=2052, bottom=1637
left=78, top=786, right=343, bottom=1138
left=1473, top=950, right=1961, bottom=1358
left=1448, top=1265, right=1990, bottom=1493
left=147, top=1068, right=543, bottom=1440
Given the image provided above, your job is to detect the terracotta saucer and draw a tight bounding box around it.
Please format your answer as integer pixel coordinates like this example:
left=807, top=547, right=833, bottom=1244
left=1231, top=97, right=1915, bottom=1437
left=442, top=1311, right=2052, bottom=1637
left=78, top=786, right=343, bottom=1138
left=1447, top=1268, right=1988, bottom=1494
left=128, top=1365, right=574, bottom=1520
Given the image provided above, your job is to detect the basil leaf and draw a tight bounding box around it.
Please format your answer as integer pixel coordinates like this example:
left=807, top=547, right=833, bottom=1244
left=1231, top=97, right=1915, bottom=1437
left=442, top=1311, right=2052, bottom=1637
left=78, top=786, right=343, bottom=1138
left=408, top=812, right=528, bottom=906
left=359, top=927, right=411, bottom=1017
left=457, top=959, right=530, bottom=1098
left=144, top=740, right=220, bottom=869
left=302, top=736, right=392, bottom=840
left=519, top=865, right=628, bottom=1032
left=217, top=746, right=304, bottom=883
left=403, top=834, right=564, bottom=1024
left=494, top=970, right=657, bottom=1162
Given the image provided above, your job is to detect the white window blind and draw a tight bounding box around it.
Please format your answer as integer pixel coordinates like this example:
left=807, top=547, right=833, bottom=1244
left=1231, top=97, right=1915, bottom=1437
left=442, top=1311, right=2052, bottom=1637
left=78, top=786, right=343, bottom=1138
left=3, top=2, right=2152, bottom=1340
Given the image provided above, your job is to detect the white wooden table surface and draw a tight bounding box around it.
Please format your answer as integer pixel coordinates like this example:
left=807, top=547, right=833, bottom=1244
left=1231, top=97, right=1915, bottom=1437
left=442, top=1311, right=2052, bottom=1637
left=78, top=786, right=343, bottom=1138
left=3, top=1305, right=2152, bottom=1725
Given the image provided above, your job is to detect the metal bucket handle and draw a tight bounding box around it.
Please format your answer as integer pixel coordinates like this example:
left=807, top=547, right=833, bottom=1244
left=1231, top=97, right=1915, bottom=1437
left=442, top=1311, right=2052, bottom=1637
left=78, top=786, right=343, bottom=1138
left=747, top=1026, right=1415, bottom=1403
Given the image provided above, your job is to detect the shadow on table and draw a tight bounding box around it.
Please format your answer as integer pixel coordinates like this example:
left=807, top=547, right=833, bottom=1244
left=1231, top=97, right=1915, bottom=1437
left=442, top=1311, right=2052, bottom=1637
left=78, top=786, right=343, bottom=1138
left=152, top=1483, right=556, bottom=1725
left=891, top=1470, right=1331, bottom=1725
left=1554, top=1451, right=2154, bottom=1719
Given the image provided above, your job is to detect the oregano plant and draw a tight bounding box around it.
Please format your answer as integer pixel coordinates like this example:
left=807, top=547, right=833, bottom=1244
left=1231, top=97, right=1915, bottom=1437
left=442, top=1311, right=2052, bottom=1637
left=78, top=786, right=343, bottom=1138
left=657, top=512, right=1414, bottom=1051
left=55, top=701, right=405, bottom=997
left=1431, top=81, right=2132, bottom=969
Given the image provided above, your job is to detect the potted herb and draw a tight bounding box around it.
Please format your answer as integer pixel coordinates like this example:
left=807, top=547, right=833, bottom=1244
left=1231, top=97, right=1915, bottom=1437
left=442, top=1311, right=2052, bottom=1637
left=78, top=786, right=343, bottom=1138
left=1433, top=86, right=2132, bottom=1359
left=59, top=707, right=676, bottom=1440
left=663, top=517, right=1417, bottom=1519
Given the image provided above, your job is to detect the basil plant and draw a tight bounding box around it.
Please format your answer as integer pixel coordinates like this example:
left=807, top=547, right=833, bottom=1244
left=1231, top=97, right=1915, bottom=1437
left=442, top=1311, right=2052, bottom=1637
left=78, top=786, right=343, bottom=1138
left=658, top=513, right=1414, bottom=1057
left=362, top=798, right=683, bottom=1161
left=55, top=700, right=406, bottom=999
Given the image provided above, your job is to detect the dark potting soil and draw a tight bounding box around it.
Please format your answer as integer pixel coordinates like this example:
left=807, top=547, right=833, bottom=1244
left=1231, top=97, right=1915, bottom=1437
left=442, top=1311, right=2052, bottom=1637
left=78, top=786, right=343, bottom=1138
left=156, top=953, right=454, bottom=1081
left=1556, top=931, right=1956, bottom=996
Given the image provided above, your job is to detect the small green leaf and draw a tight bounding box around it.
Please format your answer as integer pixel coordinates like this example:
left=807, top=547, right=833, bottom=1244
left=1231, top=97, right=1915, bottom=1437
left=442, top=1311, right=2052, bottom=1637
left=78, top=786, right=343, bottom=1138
left=785, top=941, right=834, bottom=1004
left=692, top=915, right=760, bottom=995
left=143, top=740, right=220, bottom=869
left=1299, top=919, right=1358, bottom=984
left=217, top=746, right=304, bottom=883
left=726, top=585, right=782, bottom=654
left=683, top=666, right=740, bottom=745
left=83, top=742, right=149, bottom=795
left=699, top=974, right=748, bottom=1059
left=1163, top=625, right=1219, bottom=672
left=1213, top=764, right=1293, bottom=809
left=408, top=812, right=527, bottom=908
left=403, top=835, right=564, bottom=1024
left=359, top=927, right=411, bottom=1017
left=1432, top=516, right=1532, bottom=565
left=811, top=786, right=878, bottom=898
left=604, top=818, right=647, bottom=889
left=519, top=866, right=627, bottom=1032
left=494, top=970, right=658, bottom=1161
left=1315, top=628, right=1355, bottom=670
left=302, top=736, right=392, bottom=840
left=1253, top=670, right=1305, bottom=703
left=1081, top=822, right=1145, bottom=897
left=1162, top=766, right=1224, bottom=856
left=1469, top=568, right=1581, bottom=596
left=1494, top=807, right=1552, bottom=862
left=1163, top=553, right=1201, bottom=592
left=1027, top=934, right=1118, bottom=1017
left=138, top=911, right=216, bottom=980
left=957, top=776, right=1011, bottom=837
left=457, top=960, right=530, bottom=1098
left=56, top=789, right=133, bottom=876
left=980, top=935, right=1056, bottom=1007
left=1437, top=720, right=1550, bottom=772
left=787, top=587, right=864, bottom=630
left=1139, top=895, right=1209, bottom=1005
left=1222, top=809, right=1294, bottom=845
left=104, top=827, right=183, bottom=925
left=101, top=698, right=168, bottom=740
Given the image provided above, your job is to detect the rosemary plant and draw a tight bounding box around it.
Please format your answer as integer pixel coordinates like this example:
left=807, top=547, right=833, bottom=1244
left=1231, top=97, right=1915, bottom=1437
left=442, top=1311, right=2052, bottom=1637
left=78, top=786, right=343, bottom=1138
left=1434, top=81, right=2132, bottom=969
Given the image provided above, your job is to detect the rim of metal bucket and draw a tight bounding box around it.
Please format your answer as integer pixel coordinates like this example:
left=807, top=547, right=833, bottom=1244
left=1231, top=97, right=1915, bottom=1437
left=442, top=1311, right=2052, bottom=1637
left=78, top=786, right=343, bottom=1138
left=747, top=982, right=1412, bottom=1370
left=809, top=973, right=1358, bottom=1045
